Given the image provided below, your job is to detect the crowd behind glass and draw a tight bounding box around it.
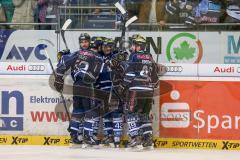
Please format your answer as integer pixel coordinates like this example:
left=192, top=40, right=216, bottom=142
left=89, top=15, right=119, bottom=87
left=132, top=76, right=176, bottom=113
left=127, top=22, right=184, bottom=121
left=0, top=0, right=239, bottom=30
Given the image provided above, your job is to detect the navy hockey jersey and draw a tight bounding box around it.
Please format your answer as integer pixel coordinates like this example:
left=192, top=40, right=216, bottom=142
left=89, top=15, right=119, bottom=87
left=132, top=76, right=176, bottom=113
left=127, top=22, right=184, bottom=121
left=95, top=54, right=113, bottom=91
left=56, top=49, right=103, bottom=84
left=124, top=51, right=159, bottom=91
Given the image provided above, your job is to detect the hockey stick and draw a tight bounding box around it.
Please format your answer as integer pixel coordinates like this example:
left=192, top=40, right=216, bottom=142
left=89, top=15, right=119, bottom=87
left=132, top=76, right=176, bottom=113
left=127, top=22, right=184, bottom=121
left=113, top=3, right=139, bottom=142
left=108, top=2, right=138, bottom=105
left=44, top=19, right=73, bottom=122
left=60, top=19, right=72, bottom=50
left=44, top=49, right=71, bottom=122
left=114, top=2, right=138, bottom=51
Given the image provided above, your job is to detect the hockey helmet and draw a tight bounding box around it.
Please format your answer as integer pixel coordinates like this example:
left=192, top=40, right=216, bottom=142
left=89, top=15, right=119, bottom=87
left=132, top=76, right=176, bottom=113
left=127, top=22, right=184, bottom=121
left=131, top=34, right=144, bottom=44
left=132, top=36, right=146, bottom=51
left=133, top=37, right=146, bottom=46
left=102, top=38, right=115, bottom=55
left=102, top=38, right=115, bottom=48
left=90, top=36, right=104, bottom=49
left=79, top=33, right=91, bottom=42
left=131, top=34, right=141, bottom=40
left=95, top=37, right=105, bottom=47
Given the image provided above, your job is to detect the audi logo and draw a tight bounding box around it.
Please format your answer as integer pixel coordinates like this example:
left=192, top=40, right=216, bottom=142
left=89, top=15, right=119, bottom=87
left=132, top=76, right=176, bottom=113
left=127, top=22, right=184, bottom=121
left=160, top=66, right=183, bottom=73
left=28, top=65, right=45, bottom=71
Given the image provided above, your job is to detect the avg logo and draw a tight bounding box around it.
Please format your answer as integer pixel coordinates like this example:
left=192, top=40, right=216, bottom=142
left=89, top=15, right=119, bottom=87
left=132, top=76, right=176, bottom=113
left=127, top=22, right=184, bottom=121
left=166, top=33, right=203, bottom=63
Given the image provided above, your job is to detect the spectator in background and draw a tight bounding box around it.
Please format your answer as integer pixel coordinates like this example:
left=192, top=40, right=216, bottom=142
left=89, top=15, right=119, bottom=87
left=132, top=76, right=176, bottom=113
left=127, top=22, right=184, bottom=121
left=125, top=0, right=143, bottom=21
left=165, top=0, right=196, bottom=25
left=36, top=0, right=64, bottom=30
left=223, top=0, right=240, bottom=30
left=187, top=0, right=226, bottom=30
left=0, top=0, right=14, bottom=26
left=193, top=0, right=224, bottom=24
left=138, top=0, right=166, bottom=26
left=0, top=3, right=7, bottom=29
left=92, top=8, right=115, bottom=15
left=11, top=0, right=37, bottom=30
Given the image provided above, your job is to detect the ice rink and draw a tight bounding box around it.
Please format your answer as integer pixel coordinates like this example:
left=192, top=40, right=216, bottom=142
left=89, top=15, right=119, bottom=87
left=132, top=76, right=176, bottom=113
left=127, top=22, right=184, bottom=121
left=0, top=145, right=239, bottom=160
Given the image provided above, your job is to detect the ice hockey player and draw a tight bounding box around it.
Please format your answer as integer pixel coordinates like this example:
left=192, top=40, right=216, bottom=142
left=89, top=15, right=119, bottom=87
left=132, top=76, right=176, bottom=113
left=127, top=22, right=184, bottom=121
left=129, top=34, right=142, bottom=53
left=54, top=33, right=103, bottom=147
left=90, top=36, right=105, bottom=54
left=123, top=35, right=159, bottom=150
left=95, top=38, right=124, bottom=148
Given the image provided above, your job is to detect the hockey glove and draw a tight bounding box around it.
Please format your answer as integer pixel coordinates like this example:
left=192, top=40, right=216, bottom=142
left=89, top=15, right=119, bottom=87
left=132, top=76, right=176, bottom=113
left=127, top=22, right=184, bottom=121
left=110, top=51, right=127, bottom=68
left=111, top=59, right=120, bottom=68
left=57, top=49, right=70, bottom=61
left=54, top=76, right=64, bottom=92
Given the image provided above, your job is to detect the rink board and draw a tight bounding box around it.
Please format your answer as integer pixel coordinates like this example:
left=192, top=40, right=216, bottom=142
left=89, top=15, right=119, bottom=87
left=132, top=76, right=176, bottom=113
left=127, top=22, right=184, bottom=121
left=1, top=75, right=240, bottom=150
left=159, top=78, right=240, bottom=140
left=0, top=135, right=240, bottom=150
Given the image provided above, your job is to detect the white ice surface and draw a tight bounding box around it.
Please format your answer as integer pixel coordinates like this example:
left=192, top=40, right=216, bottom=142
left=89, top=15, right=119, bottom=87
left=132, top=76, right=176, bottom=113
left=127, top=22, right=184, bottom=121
left=0, top=145, right=240, bottom=160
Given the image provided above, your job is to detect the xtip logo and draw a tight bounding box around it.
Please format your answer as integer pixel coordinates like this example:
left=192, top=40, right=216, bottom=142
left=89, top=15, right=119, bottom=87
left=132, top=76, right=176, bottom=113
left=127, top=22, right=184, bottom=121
left=43, top=137, right=60, bottom=145
left=0, top=90, right=24, bottom=131
left=166, top=33, right=203, bottom=63
left=222, top=141, right=240, bottom=150
left=153, top=140, right=168, bottom=148
left=161, top=90, right=190, bottom=128
left=11, top=136, right=28, bottom=145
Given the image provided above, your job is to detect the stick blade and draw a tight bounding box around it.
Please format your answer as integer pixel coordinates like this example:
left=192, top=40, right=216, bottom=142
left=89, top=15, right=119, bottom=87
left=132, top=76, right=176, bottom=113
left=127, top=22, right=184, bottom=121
left=125, top=16, right=138, bottom=27
left=62, top=19, right=72, bottom=30
left=114, top=2, right=126, bottom=15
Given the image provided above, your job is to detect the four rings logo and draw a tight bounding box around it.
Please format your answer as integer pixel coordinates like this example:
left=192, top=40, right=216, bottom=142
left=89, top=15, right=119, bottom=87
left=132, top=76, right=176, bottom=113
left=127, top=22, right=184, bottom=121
left=160, top=66, right=183, bottom=73
left=28, top=65, right=45, bottom=71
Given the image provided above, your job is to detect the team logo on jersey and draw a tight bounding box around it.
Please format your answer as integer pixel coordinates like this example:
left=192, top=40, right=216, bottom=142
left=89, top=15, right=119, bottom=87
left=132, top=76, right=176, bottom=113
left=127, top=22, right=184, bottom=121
left=79, top=50, right=94, bottom=57
left=137, top=54, right=151, bottom=60
left=166, top=33, right=203, bottom=63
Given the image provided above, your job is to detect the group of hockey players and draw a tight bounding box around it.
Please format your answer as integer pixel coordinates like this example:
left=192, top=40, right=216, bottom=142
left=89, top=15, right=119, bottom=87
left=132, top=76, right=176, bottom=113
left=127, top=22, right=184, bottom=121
left=53, top=32, right=159, bottom=150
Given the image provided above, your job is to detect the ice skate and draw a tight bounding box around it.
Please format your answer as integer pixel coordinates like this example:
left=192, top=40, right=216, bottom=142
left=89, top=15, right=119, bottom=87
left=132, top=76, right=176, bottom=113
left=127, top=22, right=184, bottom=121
left=142, top=133, right=154, bottom=151
left=100, top=135, right=115, bottom=148
left=83, top=134, right=101, bottom=149
left=126, top=136, right=143, bottom=152
left=69, top=134, right=84, bottom=148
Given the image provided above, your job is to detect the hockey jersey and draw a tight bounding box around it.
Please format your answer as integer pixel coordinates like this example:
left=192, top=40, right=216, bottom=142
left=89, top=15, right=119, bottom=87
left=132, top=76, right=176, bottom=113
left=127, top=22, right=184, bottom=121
left=124, top=51, right=159, bottom=91
left=95, top=53, right=113, bottom=91
left=56, top=49, right=103, bottom=84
